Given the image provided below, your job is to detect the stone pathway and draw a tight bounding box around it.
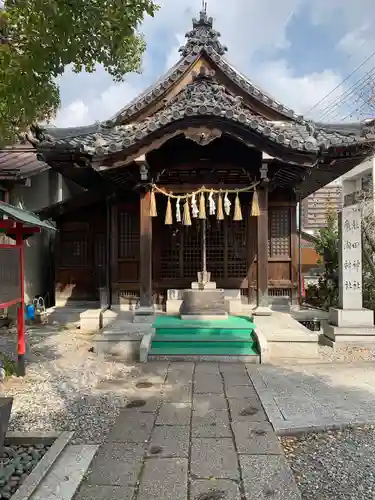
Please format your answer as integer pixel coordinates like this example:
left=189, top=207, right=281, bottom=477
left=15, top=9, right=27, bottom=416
left=251, top=363, right=375, bottom=434
left=74, top=362, right=301, bottom=500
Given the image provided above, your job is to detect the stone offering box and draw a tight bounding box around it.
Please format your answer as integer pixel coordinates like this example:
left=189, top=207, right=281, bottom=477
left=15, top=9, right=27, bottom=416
left=180, top=288, right=228, bottom=319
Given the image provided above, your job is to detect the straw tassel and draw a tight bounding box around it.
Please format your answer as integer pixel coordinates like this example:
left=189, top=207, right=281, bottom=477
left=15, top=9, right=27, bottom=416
left=251, top=189, right=260, bottom=217
left=183, top=199, right=192, bottom=226
left=149, top=189, right=157, bottom=217
left=217, top=192, right=224, bottom=220
left=165, top=197, right=173, bottom=225
left=233, top=193, right=243, bottom=221
left=199, top=191, right=206, bottom=219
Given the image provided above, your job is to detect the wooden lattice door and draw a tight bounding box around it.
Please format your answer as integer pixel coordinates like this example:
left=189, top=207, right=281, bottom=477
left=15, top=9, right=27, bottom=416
left=159, top=216, right=248, bottom=284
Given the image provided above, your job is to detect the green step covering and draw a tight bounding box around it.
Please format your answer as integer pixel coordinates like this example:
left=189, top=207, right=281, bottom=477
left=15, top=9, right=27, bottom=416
left=150, top=341, right=259, bottom=356
left=152, top=334, right=257, bottom=343
left=150, top=314, right=259, bottom=357
left=153, top=315, right=256, bottom=330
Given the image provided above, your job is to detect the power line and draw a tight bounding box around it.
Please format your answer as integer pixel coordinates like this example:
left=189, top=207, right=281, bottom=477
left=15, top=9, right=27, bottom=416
left=318, top=68, right=375, bottom=119
left=330, top=71, right=375, bottom=121
left=319, top=68, right=375, bottom=121
left=307, top=49, right=375, bottom=115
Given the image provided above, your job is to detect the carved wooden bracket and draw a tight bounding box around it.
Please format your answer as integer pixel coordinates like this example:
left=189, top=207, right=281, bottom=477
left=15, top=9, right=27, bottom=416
left=184, top=127, right=222, bottom=146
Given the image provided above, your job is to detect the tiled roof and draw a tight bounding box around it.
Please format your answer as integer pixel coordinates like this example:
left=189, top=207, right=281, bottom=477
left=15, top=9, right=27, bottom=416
left=0, top=145, right=49, bottom=180
left=32, top=68, right=375, bottom=161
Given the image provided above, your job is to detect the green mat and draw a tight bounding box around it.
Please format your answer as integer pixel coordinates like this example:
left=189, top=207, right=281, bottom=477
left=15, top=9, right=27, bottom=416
left=153, top=315, right=256, bottom=330
left=150, top=341, right=259, bottom=356
left=150, top=314, right=259, bottom=357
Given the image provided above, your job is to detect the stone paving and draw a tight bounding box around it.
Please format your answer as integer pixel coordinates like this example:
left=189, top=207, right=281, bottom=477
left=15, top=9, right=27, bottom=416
left=251, top=363, right=375, bottom=434
left=74, top=362, right=301, bottom=500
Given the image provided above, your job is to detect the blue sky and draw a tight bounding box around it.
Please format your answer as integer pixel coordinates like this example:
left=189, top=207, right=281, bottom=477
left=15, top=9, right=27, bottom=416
left=54, top=0, right=375, bottom=127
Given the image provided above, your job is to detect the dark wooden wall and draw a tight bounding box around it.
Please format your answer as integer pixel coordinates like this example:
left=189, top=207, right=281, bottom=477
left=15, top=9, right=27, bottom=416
left=55, top=202, right=106, bottom=301
left=55, top=195, right=297, bottom=304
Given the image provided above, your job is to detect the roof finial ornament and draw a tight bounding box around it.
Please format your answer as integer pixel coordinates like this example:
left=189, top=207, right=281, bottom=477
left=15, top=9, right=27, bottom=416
left=179, top=1, right=227, bottom=57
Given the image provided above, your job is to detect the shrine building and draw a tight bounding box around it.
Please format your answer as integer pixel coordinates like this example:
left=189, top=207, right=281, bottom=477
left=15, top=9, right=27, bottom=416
left=28, top=8, right=375, bottom=317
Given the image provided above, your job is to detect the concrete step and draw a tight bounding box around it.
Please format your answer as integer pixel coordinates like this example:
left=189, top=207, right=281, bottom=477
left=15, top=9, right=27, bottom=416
left=29, top=444, right=97, bottom=500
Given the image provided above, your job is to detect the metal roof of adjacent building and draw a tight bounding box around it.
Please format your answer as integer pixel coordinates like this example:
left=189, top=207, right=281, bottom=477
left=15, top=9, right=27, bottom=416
left=0, top=145, right=50, bottom=180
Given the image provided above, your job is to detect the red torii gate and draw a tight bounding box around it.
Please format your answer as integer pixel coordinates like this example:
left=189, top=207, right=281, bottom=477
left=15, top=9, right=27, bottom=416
left=0, top=202, right=56, bottom=376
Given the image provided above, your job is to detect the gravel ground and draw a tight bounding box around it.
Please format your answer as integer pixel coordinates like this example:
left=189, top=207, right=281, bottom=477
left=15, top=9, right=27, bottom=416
left=281, top=426, right=375, bottom=500
left=0, top=326, right=152, bottom=445
left=318, top=344, right=375, bottom=362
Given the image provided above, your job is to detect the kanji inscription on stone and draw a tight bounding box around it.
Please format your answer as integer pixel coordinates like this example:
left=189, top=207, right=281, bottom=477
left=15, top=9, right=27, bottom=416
left=339, top=204, right=362, bottom=310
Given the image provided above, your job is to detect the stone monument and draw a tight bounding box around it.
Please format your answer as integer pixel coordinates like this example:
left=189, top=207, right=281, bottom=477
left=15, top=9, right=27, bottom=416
left=324, top=202, right=375, bottom=345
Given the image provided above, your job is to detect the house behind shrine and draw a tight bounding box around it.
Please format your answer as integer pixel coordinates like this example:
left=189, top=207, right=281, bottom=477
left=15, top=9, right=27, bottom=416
left=0, top=144, right=80, bottom=303
left=28, top=8, right=375, bottom=313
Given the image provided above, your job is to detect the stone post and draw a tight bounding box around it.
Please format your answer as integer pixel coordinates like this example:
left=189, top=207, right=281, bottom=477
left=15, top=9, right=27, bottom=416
left=325, top=201, right=375, bottom=344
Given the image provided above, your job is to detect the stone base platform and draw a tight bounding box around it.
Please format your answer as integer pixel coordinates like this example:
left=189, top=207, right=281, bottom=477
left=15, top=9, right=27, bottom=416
left=254, top=312, right=320, bottom=363
left=322, top=324, right=375, bottom=347
left=93, top=312, right=153, bottom=361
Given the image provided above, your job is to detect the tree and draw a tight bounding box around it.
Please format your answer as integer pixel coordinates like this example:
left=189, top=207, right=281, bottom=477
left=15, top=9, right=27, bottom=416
left=305, top=207, right=339, bottom=310
left=0, top=0, right=159, bottom=145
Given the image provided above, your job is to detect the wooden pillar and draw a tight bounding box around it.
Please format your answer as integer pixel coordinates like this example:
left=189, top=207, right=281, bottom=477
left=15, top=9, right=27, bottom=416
left=254, top=161, right=272, bottom=315
left=247, top=207, right=256, bottom=305
left=139, top=191, right=153, bottom=309
left=290, top=203, right=299, bottom=306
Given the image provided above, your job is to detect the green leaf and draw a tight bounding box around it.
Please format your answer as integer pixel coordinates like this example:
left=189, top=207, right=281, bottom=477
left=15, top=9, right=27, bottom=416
left=0, top=0, right=160, bottom=145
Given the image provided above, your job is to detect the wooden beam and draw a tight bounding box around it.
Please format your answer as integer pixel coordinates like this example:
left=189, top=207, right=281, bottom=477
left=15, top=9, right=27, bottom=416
left=139, top=191, right=153, bottom=308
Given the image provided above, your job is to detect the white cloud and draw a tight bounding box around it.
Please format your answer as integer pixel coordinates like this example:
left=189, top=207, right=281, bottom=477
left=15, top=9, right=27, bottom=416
left=54, top=81, right=140, bottom=127
left=250, top=59, right=344, bottom=118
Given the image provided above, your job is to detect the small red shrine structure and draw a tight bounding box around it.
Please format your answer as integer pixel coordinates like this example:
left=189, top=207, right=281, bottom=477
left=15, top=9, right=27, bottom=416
left=0, top=202, right=56, bottom=375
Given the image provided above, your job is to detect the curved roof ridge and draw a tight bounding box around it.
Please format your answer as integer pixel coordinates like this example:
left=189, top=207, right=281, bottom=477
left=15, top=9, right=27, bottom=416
left=105, top=55, right=195, bottom=127
left=213, top=52, right=304, bottom=122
